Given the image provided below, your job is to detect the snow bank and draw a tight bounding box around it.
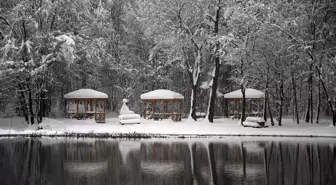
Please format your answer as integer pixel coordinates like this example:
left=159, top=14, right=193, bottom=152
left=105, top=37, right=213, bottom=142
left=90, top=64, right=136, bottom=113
left=224, top=88, right=264, bottom=99
left=64, top=89, right=108, bottom=99
left=243, top=121, right=261, bottom=128
left=245, top=117, right=264, bottom=122
left=141, top=89, right=184, bottom=100
left=119, top=113, right=142, bottom=125
left=119, top=114, right=141, bottom=119
left=0, top=117, right=335, bottom=138
left=119, top=119, right=141, bottom=124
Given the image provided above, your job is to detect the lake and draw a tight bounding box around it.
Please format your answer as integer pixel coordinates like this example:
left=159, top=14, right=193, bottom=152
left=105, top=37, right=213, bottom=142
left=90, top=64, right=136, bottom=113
left=0, top=138, right=335, bottom=185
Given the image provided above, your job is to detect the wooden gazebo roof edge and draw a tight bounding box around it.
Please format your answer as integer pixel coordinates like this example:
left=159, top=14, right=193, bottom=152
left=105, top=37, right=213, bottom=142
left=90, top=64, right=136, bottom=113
left=64, top=98, right=108, bottom=100
left=141, top=98, right=183, bottom=101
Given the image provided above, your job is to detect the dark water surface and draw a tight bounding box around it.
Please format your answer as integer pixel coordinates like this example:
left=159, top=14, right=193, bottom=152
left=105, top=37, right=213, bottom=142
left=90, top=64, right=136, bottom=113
left=0, top=138, right=335, bottom=185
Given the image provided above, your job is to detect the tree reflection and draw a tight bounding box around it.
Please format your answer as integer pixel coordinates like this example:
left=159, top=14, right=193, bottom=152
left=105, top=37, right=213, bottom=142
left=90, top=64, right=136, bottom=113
left=0, top=139, right=335, bottom=185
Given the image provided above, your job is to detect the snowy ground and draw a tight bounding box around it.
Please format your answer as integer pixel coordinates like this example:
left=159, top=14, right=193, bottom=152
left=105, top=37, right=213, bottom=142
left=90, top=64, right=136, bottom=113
left=0, top=114, right=335, bottom=138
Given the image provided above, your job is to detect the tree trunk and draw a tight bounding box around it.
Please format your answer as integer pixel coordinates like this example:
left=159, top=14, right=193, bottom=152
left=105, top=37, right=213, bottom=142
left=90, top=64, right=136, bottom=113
left=332, top=107, right=336, bottom=126
left=268, top=97, right=274, bottom=126
left=310, top=79, right=314, bottom=124
left=306, top=65, right=313, bottom=123
left=292, top=95, right=295, bottom=121
left=263, top=91, right=267, bottom=122
left=20, top=18, right=33, bottom=125
left=208, top=60, right=220, bottom=123
left=189, top=85, right=197, bottom=121
left=291, top=72, right=299, bottom=124
left=224, top=99, right=229, bottom=117
left=316, top=80, right=321, bottom=124
left=278, top=79, right=284, bottom=126
left=208, top=5, right=221, bottom=123
left=185, top=46, right=201, bottom=121
left=299, top=77, right=303, bottom=119
left=315, top=66, right=335, bottom=126
left=241, top=87, right=246, bottom=125
left=37, top=91, right=45, bottom=123
left=27, top=83, right=35, bottom=125
left=18, top=83, right=29, bottom=124
left=306, top=96, right=311, bottom=123
left=263, top=73, right=269, bottom=122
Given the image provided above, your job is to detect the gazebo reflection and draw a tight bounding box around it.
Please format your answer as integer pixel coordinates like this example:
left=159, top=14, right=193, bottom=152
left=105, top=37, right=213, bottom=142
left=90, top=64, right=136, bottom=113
left=140, top=142, right=193, bottom=185
left=63, top=140, right=120, bottom=185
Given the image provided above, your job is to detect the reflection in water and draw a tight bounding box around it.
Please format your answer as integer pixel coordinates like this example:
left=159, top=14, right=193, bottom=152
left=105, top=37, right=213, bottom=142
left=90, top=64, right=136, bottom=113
left=0, top=139, right=335, bottom=185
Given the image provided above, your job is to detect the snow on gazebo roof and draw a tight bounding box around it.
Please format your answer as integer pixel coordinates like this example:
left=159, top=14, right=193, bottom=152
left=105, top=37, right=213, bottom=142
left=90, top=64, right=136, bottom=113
left=140, top=89, right=184, bottom=100
left=223, top=88, right=264, bottom=99
left=64, top=89, right=108, bottom=99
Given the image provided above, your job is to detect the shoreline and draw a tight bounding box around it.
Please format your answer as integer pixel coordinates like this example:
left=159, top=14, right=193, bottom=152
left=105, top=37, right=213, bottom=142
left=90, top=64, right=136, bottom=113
left=1, top=117, right=335, bottom=139
left=1, top=132, right=336, bottom=139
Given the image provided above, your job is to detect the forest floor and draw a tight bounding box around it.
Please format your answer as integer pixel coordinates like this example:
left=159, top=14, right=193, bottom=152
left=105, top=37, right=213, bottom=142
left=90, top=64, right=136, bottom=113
left=0, top=113, right=335, bottom=138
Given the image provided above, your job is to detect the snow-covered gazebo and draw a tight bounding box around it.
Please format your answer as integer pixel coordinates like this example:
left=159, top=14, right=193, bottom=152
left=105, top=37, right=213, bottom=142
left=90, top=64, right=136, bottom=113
left=223, top=88, right=265, bottom=119
left=64, top=89, right=108, bottom=123
left=141, top=89, right=184, bottom=121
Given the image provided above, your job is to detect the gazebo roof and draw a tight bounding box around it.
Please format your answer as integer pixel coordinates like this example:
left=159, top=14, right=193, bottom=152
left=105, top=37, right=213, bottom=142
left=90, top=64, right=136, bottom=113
left=140, top=89, right=184, bottom=100
left=64, top=89, right=108, bottom=99
left=223, top=88, right=264, bottom=99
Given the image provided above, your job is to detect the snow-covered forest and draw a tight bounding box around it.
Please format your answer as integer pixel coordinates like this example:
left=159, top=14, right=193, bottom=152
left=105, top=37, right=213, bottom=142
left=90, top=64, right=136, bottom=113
left=0, top=0, right=335, bottom=126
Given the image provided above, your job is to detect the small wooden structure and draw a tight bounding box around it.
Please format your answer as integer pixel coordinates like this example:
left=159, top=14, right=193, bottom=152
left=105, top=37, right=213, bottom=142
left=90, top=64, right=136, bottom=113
left=64, top=89, right=108, bottom=123
left=141, top=89, right=184, bottom=121
left=223, top=88, right=265, bottom=119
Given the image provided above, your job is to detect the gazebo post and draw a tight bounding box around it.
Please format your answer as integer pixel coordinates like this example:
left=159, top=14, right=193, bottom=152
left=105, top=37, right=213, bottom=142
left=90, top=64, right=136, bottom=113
left=236, top=99, right=239, bottom=119
left=235, top=99, right=237, bottom=119
left=179, top=100, right=182, bottom=121
left=258, top=98, right=260, bottom=117
left=152, top=100, right=155, bottom=120
left=104, top=100, right=106, bottom=120
left=94, top=100, right=96, bottom=121
left=232, top=99, right=235, bottom=118
left=85, top=101, right=87, bottom=119
left=172, top=101, right=174, bottom=121
left=248, top=100, right=251, bottom=117
left=76, top=100, right=79, bottom=119
left=264, top=98, right=266, bottom=118
left=143, top=101, right=146, bottom=119
left=237, top=99, right=240, bottom=119
left=162, top=100, right=165, bottom=120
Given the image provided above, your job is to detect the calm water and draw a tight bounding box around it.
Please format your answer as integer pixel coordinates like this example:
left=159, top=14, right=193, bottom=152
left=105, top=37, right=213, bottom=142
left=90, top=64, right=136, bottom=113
left=0, top=138, right=335, bottom=185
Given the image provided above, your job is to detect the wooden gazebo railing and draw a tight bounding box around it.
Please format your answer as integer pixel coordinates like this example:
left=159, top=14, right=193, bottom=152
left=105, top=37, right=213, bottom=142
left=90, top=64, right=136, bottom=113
left=223, top=88, right=265, bottom=119
left=141, top=89, right=184, bottom=121
left=64, top=89, right=108, bottom=123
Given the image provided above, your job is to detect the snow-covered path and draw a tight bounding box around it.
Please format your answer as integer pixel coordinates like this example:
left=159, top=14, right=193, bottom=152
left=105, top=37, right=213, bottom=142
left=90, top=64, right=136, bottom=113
left=0, top=116, right=335, bottom=138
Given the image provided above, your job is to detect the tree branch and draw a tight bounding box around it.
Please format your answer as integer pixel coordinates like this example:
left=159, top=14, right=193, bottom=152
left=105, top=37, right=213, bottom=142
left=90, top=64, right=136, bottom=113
left=0, top=16, right=18, bottom=36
